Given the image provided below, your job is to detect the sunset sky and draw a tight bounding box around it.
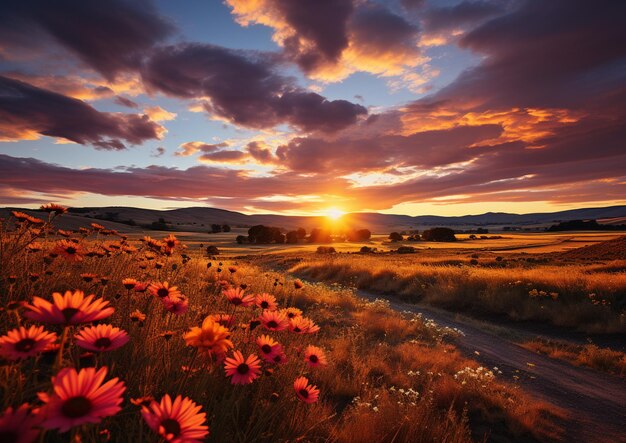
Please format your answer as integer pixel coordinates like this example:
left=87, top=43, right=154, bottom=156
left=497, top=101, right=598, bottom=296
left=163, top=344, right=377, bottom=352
left=1, top=0, right=625, bottom=216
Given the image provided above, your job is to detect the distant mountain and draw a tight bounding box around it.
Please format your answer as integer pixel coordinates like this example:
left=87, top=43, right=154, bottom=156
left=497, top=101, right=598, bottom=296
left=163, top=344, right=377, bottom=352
left=2, top=205, right=626, bottom=234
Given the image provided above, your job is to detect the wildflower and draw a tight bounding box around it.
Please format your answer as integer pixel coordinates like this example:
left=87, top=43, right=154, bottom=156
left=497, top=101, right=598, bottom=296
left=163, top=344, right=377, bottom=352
left=224, top=351, right=262, bottom=385
left=294, top=279, right=304, bottom=289
left=38, top=367, right=125, bottom=433
left=27, top=242, right=43, bottom=253
left=272, top=350, right=288, bottom=365
left=149, top=282, right=182, bottom=299
left=53, top=240, right=84, bottom=262
left=75, top=324, right=129, bottom=352
left=294, top=377, right=320, bottom=403
left=122, top=278, right=138, bottom=290
left=163, top=234, right=180, bottom=249
left=99, top=276, right=110, bottom=285
left=7, top=275, right=17, bottom=284
left=91, top=223, right=105, bottom=231
left=304, top=346, right=328, bottom=368
left=223, top=287, right=254, bottom=307
left=142, top=394, right=209, bottom=443
left=255, top=293, right=278, bottom=311
left=12, top=211, right=44, bottom=225
left=24, top=290, right=114, bottom=325
left=0, top=325, right=57, bottom=361
left=256, top=335, right=282, bottom=362
left=57, top=229, right=72, bottom=237
left=130, top=396, right=154, bottom=407
left=289, top=316, right=320, bottom=334
left=40, top=203, right=68, bottom=214
left=259, top=310, right=289, bottom=331
left=207, top=313, right=234, bottom=328
left=134, top=281, right=149, bottom=293
left=162, top=295, right=189, bottom=315
left=130, top=310, right=147, bottom=323
left=29, top=273, right=39, bottom=282
left=228, top=266, right=237, bottom=273
left=282, top=307, right=303, bottom=319
left=0, top=404, right=41, bottom=443
left=160, top=331, right=175, bottom=341
left=184, top=317, right=233, bottom=357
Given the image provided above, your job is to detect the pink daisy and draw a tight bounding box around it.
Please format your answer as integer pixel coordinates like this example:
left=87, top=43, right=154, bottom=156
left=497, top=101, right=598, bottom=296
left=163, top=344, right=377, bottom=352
left=0, top=325, right=57, bottom=361
left=74, top=324, right=129, bottom=352
left=255, top=293, right=278, bottom=311
left=224, top=351, right=262, bottom=385
left=256, top=335, right=282, bottom=363
left=38, top=367, right=125, bottom=432
left=142, top=394, right=208, bottom=443
left=289, top=316, right=320, bottom=334
left=24, top=290, right=114, bottom=325
left=0, top=403, right=41, bottom=443
left=223, top=288, right=254, bottom=307
left=162, top=295, right=189, bottom=315
left=294, top=376, right=320, bottom=404
left=304, top=345, right=328, bottom=368
left=259, top=310, right=289, bottom=332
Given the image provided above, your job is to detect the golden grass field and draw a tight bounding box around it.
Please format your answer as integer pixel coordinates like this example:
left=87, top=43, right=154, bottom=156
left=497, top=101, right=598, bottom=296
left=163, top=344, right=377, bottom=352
left=2, top=208, right=625, bottom=442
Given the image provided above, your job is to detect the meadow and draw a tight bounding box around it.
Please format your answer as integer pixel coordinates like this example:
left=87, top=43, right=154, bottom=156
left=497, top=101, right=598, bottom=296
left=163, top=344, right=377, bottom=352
left=0, top=207, right=567, bottom=442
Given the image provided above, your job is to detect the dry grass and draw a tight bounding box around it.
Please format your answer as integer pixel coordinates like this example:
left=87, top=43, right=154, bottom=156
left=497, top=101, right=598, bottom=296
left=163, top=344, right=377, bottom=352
left=522, top=339, right=626, bottom=378
left=0, top=212, right=564, bottom=442
left=290, top=253, right=626, bottom=333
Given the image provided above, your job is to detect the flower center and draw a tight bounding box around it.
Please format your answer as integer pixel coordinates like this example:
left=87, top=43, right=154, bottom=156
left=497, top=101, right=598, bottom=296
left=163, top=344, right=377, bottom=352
left=160, top=418, right=181, bottom=437
left=292, top=327, right=301, bottom=333
left=66, top=246, right=77, bottom=254
left=309, top=355, right=319, bottom=363
left=157, top=288, right=169, bottom=298
left=61, top=307, right=80, bottom=323
left=267, top=321, right=277, bottom=329
left=231, top=298, right=242, bottom=306
left=299, top=389, right=309, bottom=399
left=261, top=344, right=272, bottom=354
left=94, top=337, right=112, bottom=349
left=237, top=363, right=250, bottom=374
left=15, top=338, right=36, bottom=353
left=61, top=396, right=92, bottom=418
left=260, top=301, right=269, bottom=309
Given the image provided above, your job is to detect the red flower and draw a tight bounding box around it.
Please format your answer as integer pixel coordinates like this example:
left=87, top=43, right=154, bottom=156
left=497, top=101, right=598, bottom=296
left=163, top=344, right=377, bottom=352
left=142, top=394, right=209, bottom=443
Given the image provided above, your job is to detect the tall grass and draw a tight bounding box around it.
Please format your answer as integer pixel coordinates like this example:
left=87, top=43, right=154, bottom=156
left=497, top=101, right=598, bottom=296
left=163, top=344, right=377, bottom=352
left=0, top=211, right=563, bottom=442
left=290, top=254, right=626, bottom=333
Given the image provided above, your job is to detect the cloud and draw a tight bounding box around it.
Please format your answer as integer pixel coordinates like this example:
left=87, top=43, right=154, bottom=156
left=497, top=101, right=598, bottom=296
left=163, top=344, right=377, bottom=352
left=198, top=150, right=247, bottom=163
left=141, top=43, right=366, bottom=132
left=0, top=0, right=174, bottom=79
left=143, top=105, right=176, bottom=122
left=246, top=141, right=276, bottom=164
left=227, top=0, right=423, bottom=82
left=0, top=75, right=164, bottom=149
left=176, top=141, right=229, bottom=157
left=151, top=146, right=165, bottom=157
left=115, top=96, right=139, bottom=108
left=423, top=1, right=507, bottom=33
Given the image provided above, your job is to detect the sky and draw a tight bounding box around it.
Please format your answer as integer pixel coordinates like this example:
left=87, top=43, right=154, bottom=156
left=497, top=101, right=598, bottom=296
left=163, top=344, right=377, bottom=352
left=0, top=0, right=625, bottom=216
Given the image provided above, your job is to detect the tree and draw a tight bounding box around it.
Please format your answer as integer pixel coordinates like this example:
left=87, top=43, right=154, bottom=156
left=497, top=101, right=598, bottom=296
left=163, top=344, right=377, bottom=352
left=388, top=232, right=403, bottom=242
left=296, top=227, right=306, bottom=239
left=248, top=225, right=284, bottom=244
left=422, top=227, right=457, bottom=242
left=222, top=224, right=231, bottom=232
left=347, top=228, right=371, bottom=242
left=286, top=231, right=299, bottom=244
left=235, top=235, right=247, bottom=244
left=308, top=228, right=332, bottom=243
left=211, top=224, right=222, bottom=233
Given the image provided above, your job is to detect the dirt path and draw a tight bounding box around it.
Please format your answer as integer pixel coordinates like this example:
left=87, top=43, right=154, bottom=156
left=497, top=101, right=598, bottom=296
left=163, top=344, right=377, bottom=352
left=354, top=289, right=626, bottom=443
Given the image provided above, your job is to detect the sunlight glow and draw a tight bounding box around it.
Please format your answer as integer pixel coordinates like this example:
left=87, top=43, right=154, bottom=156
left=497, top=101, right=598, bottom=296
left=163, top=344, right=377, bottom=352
left=325, top=208, right=346, bottom=220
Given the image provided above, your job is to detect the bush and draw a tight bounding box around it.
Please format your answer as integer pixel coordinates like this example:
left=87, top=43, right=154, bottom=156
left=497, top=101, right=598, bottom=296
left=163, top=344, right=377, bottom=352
left=235, top=235, right=247, bottom=244
left=309, top=228, right=332, bottom=243
left=422, top=228, right=457, bottom=242
left=397, top=246, right=416, bottom=254
left=296, top=227, right=307, bottom=239
left=222, top=224, right=231, bottom=232
left=360, top=246, right=376, bottom=253
left=388, top=232, right=403, bottom=242
left=317, top=246, right=336, bottom=254
left=211, top=224, right=222, bottom=233
left=286, top=231, right=299, bottom=244
left=248, top=225, right=284, bottom=244
left=206, top=245, right=220, bottom=255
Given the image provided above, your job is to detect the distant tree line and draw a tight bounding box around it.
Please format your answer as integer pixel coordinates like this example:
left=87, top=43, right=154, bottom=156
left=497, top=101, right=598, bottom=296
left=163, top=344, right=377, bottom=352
left=388, top=227, right=457, bottom=242
left=236, top=226, right=371, bottom=244
left=547, top=219, right=626, bottom=232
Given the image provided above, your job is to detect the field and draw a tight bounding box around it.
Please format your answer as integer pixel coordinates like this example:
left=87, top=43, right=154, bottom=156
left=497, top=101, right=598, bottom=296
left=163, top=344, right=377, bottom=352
left=1, top=209, right=625, bottom=442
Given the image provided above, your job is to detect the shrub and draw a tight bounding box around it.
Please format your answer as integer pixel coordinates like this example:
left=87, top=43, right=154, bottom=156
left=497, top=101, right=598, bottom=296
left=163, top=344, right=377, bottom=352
left=388, top=232, right=403, bottom=242
left=309, top=228, right=332, bottom=243
left=286, top=231, right=299, bottom=244
left=397, top=246, right=416, bottom=254
left=347, top=229, right=372, bottom=242
left=317, top=246, right=336, bottom=254
left=222, top=224, right=231, bottom=232
left=297, top=227, right=307, bottom=239
left=206, top=245, right=220, bottom=255
left=235, top=235, right=248, bottom=244
left=248, top=225, right=284, bottom=244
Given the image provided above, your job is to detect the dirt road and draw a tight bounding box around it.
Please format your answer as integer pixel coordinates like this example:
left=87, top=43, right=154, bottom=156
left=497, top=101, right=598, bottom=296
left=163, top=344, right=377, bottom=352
left=355, top=289, right=626, bottom=443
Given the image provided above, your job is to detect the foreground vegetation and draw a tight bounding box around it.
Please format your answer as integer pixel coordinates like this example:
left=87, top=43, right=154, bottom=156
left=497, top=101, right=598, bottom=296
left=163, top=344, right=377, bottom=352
left=290, top=253, right=626, bottom=334
left=0, top=208, right=564, bottom=442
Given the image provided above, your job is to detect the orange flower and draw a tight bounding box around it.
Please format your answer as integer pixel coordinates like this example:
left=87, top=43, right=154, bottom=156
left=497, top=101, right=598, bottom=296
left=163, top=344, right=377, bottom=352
left=294, top=376, right=320, bottom=403
left=57, top=229, right=72, bottom=238
left=282, top=307, right=303, bottom=319
left=12, top=211, right=45, bottom=225
left=184, top=317, right=233, bottom=357
left=223, top=287, right=254, bottom=307
left=24, top=290, right=114, bottom=325
left=294, top=279, right=304, bottom=289
left=122, top=278, right=138, bottom=290
left=207, top=313, right=234, bottom=328
left=40, top=203, right=67, bottom=214
left=80, top=273, right=97, bottom=283
left=149, top=282, right=182, bottom=299
left=130, top=310, right=147, bottom=322
left=142, top=394, right=209, bottom=443
left=224, top=351, right=262, bottom=385
left=289, top=316, right=320, bottom=334
left=259, top=310, right=289, bottom=332
left=37, top=367, right=125, bottom=432
left=304, top=345, right=328, bottom=368
left=255, top=293, right=278, bottom=311
left=27, top=242, right=43, bottom=253
left=53, top=240, right=84, bottom=262
left=0, top=325, right=57, bottom=360
left=90, top=223, right=105, bottom=231
left=162, top=295, right=189, bottom=315
left=162, top=234, right=180, bottom=250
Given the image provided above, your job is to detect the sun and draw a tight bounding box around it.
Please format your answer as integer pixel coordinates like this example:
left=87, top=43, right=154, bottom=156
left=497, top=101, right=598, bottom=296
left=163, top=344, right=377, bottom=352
left=325, top=208, right=346, bottom=220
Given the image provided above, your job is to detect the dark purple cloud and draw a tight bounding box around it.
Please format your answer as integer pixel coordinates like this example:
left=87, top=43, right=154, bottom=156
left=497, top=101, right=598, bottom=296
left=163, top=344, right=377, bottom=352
left=349, top=4, right=418, bottom=53
left=0, top=0, right=173, bottom=79
left=423, top=1, right=507, bottom=33
left=141, top=43, right=366, bottom=132
left=114, top=96, right=139, bottom=108
left=0, top=76, right=164, bottom=150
